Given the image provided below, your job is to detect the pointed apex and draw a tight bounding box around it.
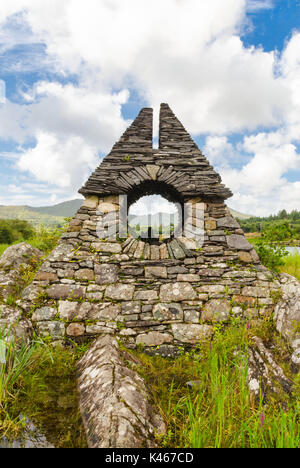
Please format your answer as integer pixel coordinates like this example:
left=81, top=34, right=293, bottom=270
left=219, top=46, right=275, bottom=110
left=79, top=103, right=233, bottom=201
left=112, top=107, right=153, bottom=151
left=159, top=103, right=198, bottom=153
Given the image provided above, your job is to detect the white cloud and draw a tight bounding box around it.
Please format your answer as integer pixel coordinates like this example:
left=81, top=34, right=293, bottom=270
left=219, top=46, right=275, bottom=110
left=0, top=0, right=290, bottom=134
left=204, top=136, right=237, bottom=165
left=0, top=82, right=130, bottom=193
left=17, top=131, right=98, bottom=188
left=246, top=0, right=274, bottom=12
left=0, top=0, right=299, bottom=215
left=28, top=82, right=130, bottom=151
left=129, top=195, right=178, bottom=216
left=219, top=130, right=300, bottom=215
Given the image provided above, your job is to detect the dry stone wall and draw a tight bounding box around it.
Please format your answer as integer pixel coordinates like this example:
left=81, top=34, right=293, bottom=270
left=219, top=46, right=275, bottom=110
left=20, top=194, right=281, bottom=355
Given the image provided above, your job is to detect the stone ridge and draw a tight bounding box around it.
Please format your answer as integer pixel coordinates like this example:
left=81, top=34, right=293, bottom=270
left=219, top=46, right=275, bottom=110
left=159, top=102, right=200, bottom=153
left=77, top=334, right=165, bottom=448
left=111, top=107, right=153, bottom=151
left=79, top=103, right=232, bottom=201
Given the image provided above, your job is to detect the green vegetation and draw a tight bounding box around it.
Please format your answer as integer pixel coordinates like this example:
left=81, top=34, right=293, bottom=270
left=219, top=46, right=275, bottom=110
left=249, top=222, right=299, bottom=278
left=0, top=332, right=87, bottom=447
left=0, top=219, right=64, bottom=256
left=239, top=209, right=300, bottom=239
left=0, top=220, right=35, bottom=245
left=0, top=327, right=40, bottom=440
left=252, top=222, right=290, bottom=271
left=25, top=225, right=62, bottom=253
left=280, top=251, right=300, bottom=281
left=135, top=320, right=299, bottom=448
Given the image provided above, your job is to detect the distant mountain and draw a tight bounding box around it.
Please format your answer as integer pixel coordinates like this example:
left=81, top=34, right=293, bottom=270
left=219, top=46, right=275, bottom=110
left=0, top=198, right=252, bottom=226
left=29, top=199, right=84, bottom=217
left=0, top=199, right=83, bottom=226
left=229, top=208, right=253, bottom=220
left=129, top=207, right=252, bottom=226
left=128, top=212, right=179, bottom=226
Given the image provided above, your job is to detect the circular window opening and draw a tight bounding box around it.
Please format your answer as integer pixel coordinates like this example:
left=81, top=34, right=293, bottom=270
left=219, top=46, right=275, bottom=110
left=128, top=195, right=181, bottom=244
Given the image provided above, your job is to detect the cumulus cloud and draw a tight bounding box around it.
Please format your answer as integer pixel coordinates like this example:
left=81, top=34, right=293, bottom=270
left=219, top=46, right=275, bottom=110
left=0, top=0, right=291, bottom=134
left=0, top=82, right=130, bottom=196
left=204, top=136, right=239, bottom=166
left=0, top=0, right=299, bottom=214
left=246, top=0, right=274, bottom=12
left=217, top=127, right=300, bottom=216
left=130, top=195, right=178, bottom=216
left=17, top=131, right=98, bottom=188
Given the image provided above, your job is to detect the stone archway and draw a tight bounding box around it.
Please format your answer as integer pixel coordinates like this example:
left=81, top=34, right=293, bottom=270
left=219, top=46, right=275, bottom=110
left=126, top=180, right=184, bottom=243
left=24, top=103, right=279, bottom=352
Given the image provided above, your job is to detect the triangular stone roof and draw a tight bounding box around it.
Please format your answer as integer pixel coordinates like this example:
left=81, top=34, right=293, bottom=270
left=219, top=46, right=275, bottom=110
left=79, top=103, right=232, bottom=202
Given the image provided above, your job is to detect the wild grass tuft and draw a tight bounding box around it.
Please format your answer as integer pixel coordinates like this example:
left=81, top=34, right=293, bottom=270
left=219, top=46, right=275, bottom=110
left=280, top=250, right=300, bottom=281
left=0, top=330, right=87, bottom=447
left=0, top=326, right=45, bottom=439
left=135, top=322, right=299, bottom=448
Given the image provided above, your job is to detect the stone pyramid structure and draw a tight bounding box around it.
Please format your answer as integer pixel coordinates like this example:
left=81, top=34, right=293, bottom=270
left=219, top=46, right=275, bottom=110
left=21, top=103, right=281, bottom=354
left=80, top=103, right=232, bottom=202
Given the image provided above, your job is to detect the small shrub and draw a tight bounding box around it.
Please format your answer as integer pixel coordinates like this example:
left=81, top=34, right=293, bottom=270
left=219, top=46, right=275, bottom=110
left=254, top=222, right=291, bottom=271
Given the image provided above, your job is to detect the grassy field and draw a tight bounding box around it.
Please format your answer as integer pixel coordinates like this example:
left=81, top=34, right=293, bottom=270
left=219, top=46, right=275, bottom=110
left=135, top=320, right=300, bottom=448
left=1, top=319, right=299, bottom=448
left=280, top=251, right=300, bottom=281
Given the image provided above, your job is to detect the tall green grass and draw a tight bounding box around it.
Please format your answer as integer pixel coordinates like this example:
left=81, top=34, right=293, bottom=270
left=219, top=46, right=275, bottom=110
left=0, top=244, right=10, bottom=256
left=280, top=251, right=300, bottom=281
left=136, top=323, right=299, bottom=448
left=0, top=326, right=44, bottom=439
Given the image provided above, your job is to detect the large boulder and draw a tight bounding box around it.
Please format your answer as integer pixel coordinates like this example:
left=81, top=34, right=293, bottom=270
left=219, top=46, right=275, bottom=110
left=274, top=274, right=300, bottom=346
left=274, top=274, right=300, bottom=373
left=0, top=243, right=43, bottom=301
left=77, top=335, right=165, bottom=448
left=0, top=305, right=33, bottom=345
left=0, top=242, right=43, bottom=271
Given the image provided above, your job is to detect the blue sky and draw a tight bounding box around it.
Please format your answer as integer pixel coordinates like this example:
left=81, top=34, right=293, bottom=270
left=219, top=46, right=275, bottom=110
left=0, top=0, right=299, bottom=216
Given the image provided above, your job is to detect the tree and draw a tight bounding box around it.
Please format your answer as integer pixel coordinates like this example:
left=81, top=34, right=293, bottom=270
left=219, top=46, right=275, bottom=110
left=278, top=209, right=288, bottom=219
left=0, top=227, right=13, bottom=244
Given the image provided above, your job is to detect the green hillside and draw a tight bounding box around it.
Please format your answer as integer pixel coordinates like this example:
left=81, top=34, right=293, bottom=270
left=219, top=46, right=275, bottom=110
left=229, top=208, right=253, bottom=220
left=29, top=199, right=84, bottom=217
left=0, top=199, right=250, bottom=227
left=0, top=199, right=83, bottom=227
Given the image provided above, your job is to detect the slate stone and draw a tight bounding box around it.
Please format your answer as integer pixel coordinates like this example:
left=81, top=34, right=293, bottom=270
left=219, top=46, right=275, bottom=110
left=171, top=324, right=214, bottom=343
left=226, top=235, right=252, bottom=251
left=67, top=323, right=85, bottom=337
left=134, top=290, right=158, bottom=301
left=136, top=331, right=173, bottom=346
left=122, top=301, right=141, bottom=315
left=217, top=217, right=240, bottom=229
left=47, top=285, right=85, bottom=300
left=202, top=299, right=231, bottom=322
left=153, top=303, right=183, bottom=321
left=75, top=269, right=95, bottom=281
left=105, top=284, right=135, bottom=301
left=32, top=307, right=57, bottom=322
left=37, top=321, right=65, bottom=339
left=160, top=282, right=197, bottom=301
left=95, top=264, right=118, bottom=284
left=145, top=266, right=168, bottom=279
